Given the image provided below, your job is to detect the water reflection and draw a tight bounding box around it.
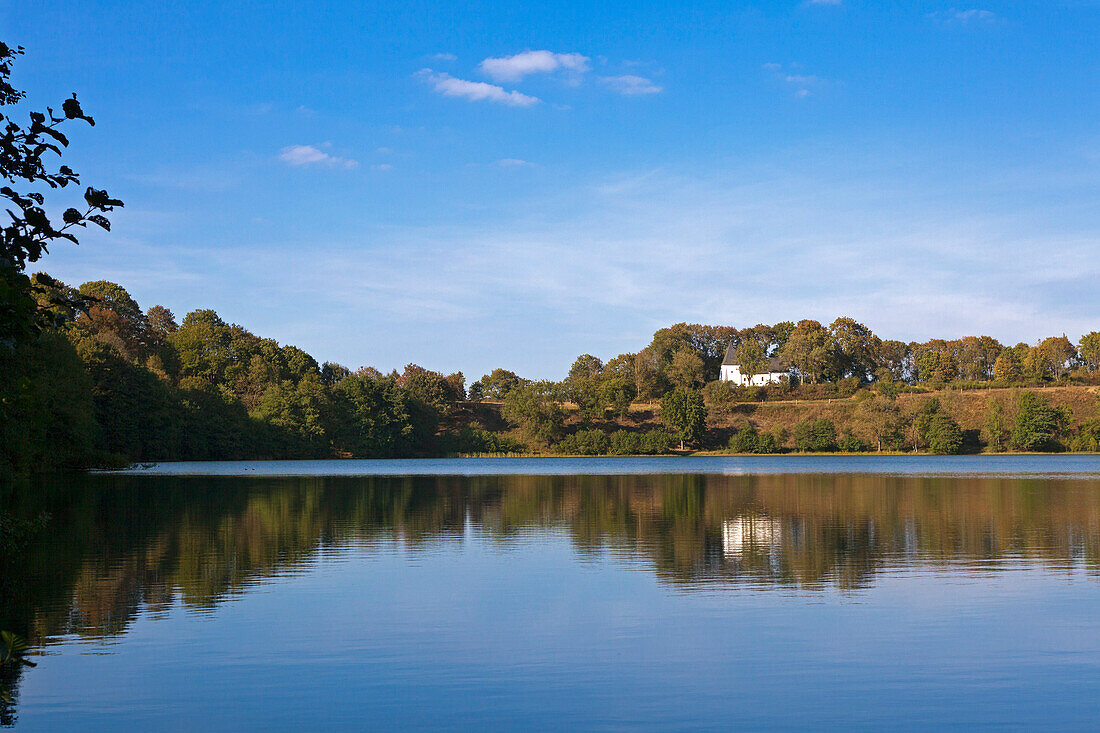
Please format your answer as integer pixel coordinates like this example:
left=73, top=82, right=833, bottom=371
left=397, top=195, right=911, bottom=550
left=2, top=471, right=1100, bottom=724
left=3, top=473, right=1099, bottom=635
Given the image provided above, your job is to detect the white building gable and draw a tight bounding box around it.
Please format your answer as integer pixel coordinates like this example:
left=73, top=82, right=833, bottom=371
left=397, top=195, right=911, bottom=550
left=719, top=344, right=789, bottom=386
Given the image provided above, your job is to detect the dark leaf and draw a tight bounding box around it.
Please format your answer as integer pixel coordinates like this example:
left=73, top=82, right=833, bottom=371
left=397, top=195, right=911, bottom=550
left=62, top=94, right=93, bottom=125
left=62, top=208, right=83, bottom=225
left=40, top=125, right=69, bottom=147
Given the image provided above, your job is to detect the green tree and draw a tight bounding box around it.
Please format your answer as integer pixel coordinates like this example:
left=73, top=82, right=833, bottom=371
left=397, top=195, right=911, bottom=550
left=633, top=349, right=667, bottom=400
left=644, top=322, right=737, bottom=383
left=733, top=340, right=767, bottom=381
left=992, top=349, right=1021, bottom=382
left=916, top=350, right=958, bottom=385
left=853, top=393, right=901, bottom=451
left=728, top=424, right=780, bottom=454
left=501, top=381, right=564, bottom=446
left=982, top=397, right=1011, bottom=451
left=555, top=428, right=610, bottom=456
left=875, top=339, right=912, bottom=383
left=167, top=310, right=234, bottom=385
left=829, top=317, right=879, bottom=381
left=598, top=375, right=636, bottom=418
left=667, top=348, right=705, bottom=389
left=328, top=372, right=416, bottom=457
left=398, top=363, right=462, bottom=418
left=1078, top=332, right=1100, bottom=372
left=779, top=320, right=823, bottom=384
left=252, top=375, right=331, bottom=458
left=922, top=414, right=963, bottom=454
left=1071, top=417, right=1100, bottom=452
left=1011, top=391, right=1068, bottom=451
left=320, top=361, right=351, bottom=386
left=660, top=387, right=707, bottom=449
left=0, top=330, right=95, bottom=472
left=564, top=354, right=603, bottom=418
left=0, top=43, right=122, bottom=346
left=473, top=368, right=523, bottom=400
left=909, top=398, right=963, bottom=454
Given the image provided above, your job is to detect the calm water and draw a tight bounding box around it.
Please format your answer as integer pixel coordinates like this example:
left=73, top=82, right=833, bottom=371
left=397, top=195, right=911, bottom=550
left=4, top=456, right=1100, bottom=730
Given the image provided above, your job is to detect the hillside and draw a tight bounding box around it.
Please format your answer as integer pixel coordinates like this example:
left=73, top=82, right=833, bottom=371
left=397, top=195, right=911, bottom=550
left=466, top=384, right=1100, bottom=454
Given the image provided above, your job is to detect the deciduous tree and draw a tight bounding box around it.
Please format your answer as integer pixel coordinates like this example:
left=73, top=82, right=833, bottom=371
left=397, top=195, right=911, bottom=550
left=660, top=387, right=707, bottom=449
left=0, top=43, right=121, bottom=346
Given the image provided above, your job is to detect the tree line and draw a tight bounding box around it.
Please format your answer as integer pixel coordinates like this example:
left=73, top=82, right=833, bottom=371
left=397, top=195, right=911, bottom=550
left=5, top=277, right=1100, bottom=472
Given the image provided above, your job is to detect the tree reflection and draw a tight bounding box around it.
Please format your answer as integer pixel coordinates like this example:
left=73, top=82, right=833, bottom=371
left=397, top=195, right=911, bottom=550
left=2, top=471, right=1100, bottom=719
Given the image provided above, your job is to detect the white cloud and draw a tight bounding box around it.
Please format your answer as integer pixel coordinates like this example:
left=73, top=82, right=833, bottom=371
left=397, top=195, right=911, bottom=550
left=430, top=52, right=457, bottom=62
left=929, top=8, right=998, bottom=24
left=371, top=163, right=393, bottom=172
left=497, top=158, right=533, bottom=167
left=599, top=75, right=663, bottom=96
left=478, top=50, right=590, bottom=82
left=417, top=69, right=540, bottom=107
left=278, top=144, right=358, bottom=169
left=765, top=64, right=828, bottom=97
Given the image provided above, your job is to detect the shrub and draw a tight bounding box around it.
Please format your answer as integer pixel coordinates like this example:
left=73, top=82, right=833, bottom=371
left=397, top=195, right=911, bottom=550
left=729, top=424, right=759, bottom=453
left=836, top=377, right=862, bottom=397
left=837, top=430, right=869, bottom=452
left=728, top=424, right=781, bottom=454
left=441, top=423, right=526, bottom=455
left=555, top=428, right=610, bottom=456
left=607, top=429, right=674, bottom=455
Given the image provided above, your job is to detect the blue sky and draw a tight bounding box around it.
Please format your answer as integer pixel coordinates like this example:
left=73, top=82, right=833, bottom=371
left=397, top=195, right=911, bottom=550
left=7, top=1, right=1100, bottom=378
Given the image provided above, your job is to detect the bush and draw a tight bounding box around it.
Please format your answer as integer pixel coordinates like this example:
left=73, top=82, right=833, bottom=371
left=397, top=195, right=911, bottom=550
left=728, top=424, right=782, bottom=454
left=793, top=419, right=837, bottom=452
left=837, top=430, right=869, bottom=452
left=836, top=377, right=862, bottom=397
left=555, top=428, right=610, bottom=456
left=608, top=429, right=674, bottom=455
left=441, top=423, right=526, bottom=455
left=729, top=425, right=759, bottom=453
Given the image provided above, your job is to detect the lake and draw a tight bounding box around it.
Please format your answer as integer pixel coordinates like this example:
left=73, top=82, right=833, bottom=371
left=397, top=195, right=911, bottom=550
left=4, top=456, right=1100, bottom=730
